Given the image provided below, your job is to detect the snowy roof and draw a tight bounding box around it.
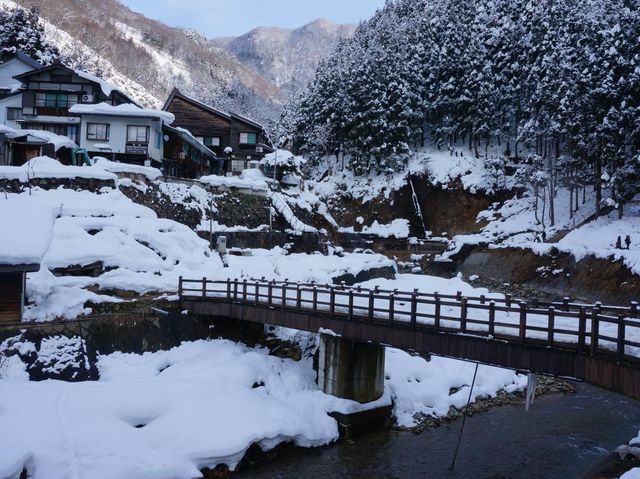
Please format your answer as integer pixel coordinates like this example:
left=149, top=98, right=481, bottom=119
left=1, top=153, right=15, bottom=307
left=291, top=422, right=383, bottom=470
left=69, top=103, right=175, bottom=124
left=165, top=125, right=215, bottom=158
left=74, top=70, right=122, bottom=98
left=0, top=124, right=77, bottom=151
left=0, top=157, right=117, bottom=182
left=0, top=198, right=55, bottom=266
left=2, top=51, right=44, bottom=70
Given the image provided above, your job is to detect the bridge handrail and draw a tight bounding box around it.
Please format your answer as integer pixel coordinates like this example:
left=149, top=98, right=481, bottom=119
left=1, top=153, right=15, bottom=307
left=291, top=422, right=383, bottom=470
left=241, top=277, right=639, bottom=317
left=178, top=277, right=640, bottom=364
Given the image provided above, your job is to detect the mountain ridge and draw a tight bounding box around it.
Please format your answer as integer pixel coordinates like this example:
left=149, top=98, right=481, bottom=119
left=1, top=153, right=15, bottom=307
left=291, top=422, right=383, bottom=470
left=2, top=0, right=355, bottom=123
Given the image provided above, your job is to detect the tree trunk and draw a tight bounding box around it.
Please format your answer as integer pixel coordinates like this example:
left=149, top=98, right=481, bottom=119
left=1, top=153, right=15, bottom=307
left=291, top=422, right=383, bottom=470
left=595, top=157, right=602, bottom=218
left=569, top=187, right=574, bottom=220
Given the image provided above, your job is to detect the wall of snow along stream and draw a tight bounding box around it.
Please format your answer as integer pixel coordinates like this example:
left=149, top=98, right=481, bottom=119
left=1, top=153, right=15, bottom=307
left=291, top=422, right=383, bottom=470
left=0, top=187, right=223, bottom=321
left=0, top=339, right=525, bottom=479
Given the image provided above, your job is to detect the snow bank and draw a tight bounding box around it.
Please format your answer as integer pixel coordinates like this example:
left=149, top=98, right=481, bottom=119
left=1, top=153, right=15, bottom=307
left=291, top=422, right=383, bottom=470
left=0, top=157, right=117, bottom=182
left=0, top=197, right=55, bottom=265
left=224, top=248, right=395, bottom=284
left=0, top=340, right=346, bottom=478
left=261, top=149, right=306, bottom=168
left=385, top=349, right=525, bottom=427
left=199, top=170, right=269, bottom=191
left=554, top=214, right=640, bottom=274
left=340, top=219, right=410, bottom=238
left=3, top=186, right=222, bottom=321
left=69, top=102, right=175, bottom=124
left=92, top=157, right=162, bottom=181
left=0, top=338, right=524, bottom=478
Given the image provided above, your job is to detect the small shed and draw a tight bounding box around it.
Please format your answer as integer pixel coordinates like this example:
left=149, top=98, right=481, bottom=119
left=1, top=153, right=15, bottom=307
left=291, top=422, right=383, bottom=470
left=0, top=199, right=55, bottom=323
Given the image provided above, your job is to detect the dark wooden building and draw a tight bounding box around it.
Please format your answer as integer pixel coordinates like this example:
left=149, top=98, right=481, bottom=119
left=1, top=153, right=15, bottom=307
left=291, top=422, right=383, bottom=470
left=162, top=88, right=273, bottom=175
left=162, top=125, right=217, bottom=178
left=0, top=265, right=37, bottom=324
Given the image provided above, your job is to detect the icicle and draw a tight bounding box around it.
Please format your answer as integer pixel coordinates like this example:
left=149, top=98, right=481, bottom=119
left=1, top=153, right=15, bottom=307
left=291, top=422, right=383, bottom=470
left=525, top=373, right=537, bottom=412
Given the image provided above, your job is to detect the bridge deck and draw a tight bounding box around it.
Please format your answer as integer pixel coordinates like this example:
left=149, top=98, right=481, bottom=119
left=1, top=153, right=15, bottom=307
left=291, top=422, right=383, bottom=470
left=180, top=278, right=640, bottom=400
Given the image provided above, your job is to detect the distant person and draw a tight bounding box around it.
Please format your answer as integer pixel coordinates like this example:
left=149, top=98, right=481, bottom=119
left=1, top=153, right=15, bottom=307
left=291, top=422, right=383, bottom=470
left=541, top=230, right=547, bottom=242
left=616, top=236, right=623, bottom=249
left=626, top=235, right=631, bottom=250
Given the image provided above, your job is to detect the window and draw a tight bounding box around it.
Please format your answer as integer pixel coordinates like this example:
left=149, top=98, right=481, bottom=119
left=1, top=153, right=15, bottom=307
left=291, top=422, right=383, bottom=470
left=35, top=93, right=77, bottom=108
left=239, top=132, right=257, bottom=145
left=126, top=125, right=149, bottom=143
left=87, top=123, right=109, bottom=141
left=6, top=107, right=23, bottom=121
left=203, top=137, right=221, bottom=147
left=154, top=129, right=162, bottom=149
left=231, top=159, right=246, bottom=173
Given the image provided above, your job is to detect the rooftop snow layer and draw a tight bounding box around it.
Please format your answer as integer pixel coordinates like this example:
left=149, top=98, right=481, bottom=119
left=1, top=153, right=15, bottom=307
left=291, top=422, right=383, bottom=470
left=0, top=124, right=77, bottom=151
left=69, top=102, right=175, bottom=124
left=0, top=157, right=117, bottom=182
left=75, top=69, right=122, bottom=97
left=0, top=197, right=55, bottom=265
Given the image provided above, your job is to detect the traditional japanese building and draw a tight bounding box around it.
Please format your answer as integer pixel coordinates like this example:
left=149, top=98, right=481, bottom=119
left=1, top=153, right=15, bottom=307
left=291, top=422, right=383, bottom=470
left=162, top=88, right=273, bottom=175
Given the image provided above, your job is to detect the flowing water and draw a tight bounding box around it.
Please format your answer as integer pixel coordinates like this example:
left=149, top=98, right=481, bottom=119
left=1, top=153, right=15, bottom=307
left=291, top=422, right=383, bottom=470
left=238, top=383, right=640, bottom=478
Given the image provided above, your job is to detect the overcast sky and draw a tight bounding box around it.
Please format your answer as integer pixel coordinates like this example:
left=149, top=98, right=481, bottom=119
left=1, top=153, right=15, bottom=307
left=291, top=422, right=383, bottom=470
left=119, top=0, right=385, bottom=38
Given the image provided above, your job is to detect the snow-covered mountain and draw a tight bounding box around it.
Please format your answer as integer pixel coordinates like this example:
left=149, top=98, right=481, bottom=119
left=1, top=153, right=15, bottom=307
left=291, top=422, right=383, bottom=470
left=4, top=1, right=354, bottom=122
left=8, top=0, right=284, bottom=122
left=216, top=19, right=356, bottom=99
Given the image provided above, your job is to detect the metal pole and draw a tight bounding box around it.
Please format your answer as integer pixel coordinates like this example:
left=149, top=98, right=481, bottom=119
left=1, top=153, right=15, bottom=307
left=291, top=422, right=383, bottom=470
left=449, top=362, right=479, bottom=471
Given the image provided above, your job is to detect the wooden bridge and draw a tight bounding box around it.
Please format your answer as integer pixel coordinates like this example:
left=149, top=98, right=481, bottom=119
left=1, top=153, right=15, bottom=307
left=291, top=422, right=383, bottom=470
left=179, top=277, right=640, bottom=401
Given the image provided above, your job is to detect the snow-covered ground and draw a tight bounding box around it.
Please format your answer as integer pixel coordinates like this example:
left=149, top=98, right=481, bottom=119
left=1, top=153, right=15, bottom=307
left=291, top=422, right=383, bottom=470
left=0, top=186, right=222, bottom=321
left=308, top=146, right=511, bottom=203
left=0, top=339, right=525, bottom=479
left=449, top=184, right=640, bottom=276
left=339, top=218, right=410, bottom=238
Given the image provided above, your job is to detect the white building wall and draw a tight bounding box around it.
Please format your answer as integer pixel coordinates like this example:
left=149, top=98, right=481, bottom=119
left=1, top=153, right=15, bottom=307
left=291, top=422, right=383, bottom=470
left=0, top=59, right=34, bottom=88
left=79, top=115, right=163, bottom=162
left=0, top=94, right=22, bottom=129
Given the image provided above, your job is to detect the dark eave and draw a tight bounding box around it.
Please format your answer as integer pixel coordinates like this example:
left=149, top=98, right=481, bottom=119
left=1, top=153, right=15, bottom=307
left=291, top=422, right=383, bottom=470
left=0, top=263, right=40, bottom=274
left=164, top=124, right=217, bottom=159
left=229, top=111, right=264, bottom=131
left=13, top=63, right=75, bottom=82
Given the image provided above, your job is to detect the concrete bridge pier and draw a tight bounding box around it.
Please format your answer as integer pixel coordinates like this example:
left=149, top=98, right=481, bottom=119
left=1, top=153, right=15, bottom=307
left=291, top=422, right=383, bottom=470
left=317, top=333, right=385, bottom=403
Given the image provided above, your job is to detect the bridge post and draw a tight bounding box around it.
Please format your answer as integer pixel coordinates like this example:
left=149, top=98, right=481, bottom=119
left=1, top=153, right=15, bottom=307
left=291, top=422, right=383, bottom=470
left=316, top=333, right=385, bottom=404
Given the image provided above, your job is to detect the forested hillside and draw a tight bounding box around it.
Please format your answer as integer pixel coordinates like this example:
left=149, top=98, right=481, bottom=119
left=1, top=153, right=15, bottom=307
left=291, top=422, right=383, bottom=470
left=284, top=0, right=640, bottom=213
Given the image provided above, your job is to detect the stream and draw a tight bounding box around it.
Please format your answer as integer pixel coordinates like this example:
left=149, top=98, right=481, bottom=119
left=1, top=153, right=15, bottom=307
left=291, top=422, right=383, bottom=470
left=238, top=383, right=640, bottom=478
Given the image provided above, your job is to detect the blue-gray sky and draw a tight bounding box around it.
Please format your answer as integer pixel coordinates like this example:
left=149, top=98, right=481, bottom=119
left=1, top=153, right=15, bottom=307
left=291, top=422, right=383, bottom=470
left=120, top=0, right=385, bottom=38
